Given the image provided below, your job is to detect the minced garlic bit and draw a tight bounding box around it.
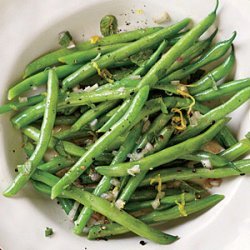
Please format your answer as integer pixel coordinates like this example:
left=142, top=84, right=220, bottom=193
left=151, top=199, right=160, bottom=210
left=89, top=119, right=98, bottom=129
left=68, top=201, right=80, bottom=221
left=18, top=96, right=28, bottom=103
left=201, top=159, right=213, bottom=169
left=127, top=165, right=141, bottom=176
left=101, top=192, right=114, bottom=201
left=110, top=178, right=120, bottom=187
left=115, top=199, right=126, bottom=210
left=189, top=111, right=202, bottom=127
left=175, top=193, right=188, bottom=217
left=90, top=35, right=101, bottom=44
left=83, top=83, right=99, bottom=92
left=89, top=172, right=101, bottom=182
left=150, top=174, right=165, bottom=209
left=170, top=80, right=181, bottom=86
left=135, top=9, right=144, bottom=14
left=153, top=12, right=171, bottom=24
left=111, top=186, right=119, bottom=199
left=73, top=85, right=84, bottom=93
left=127, top=142, right=154, bottom=161
left=128, top=75, right=141, bottom=80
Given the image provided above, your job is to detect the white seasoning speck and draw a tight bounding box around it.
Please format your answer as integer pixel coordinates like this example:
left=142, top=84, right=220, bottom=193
left=153, top=12, right=171, bottom=24
left=18, top=96, right=28, bottom=103
left=127, top=165, right=140, bottom=176
left=115, top=199, right=126, bottom=210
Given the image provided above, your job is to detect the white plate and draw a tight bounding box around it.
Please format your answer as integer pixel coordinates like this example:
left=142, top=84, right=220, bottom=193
left=0, top=0, right=250, bottom=249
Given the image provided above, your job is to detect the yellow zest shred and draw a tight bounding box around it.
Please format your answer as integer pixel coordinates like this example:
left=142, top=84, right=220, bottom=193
left=90, top=35, right=101, bottom=44
left=92, top=62, right=114, bottom=83
left=135, top=9, right=144, bottom=14
left=150, top=174, right=165, bottom=209
left=92, top=61, right=102, bottom=75
left=101, top=69, right=114, bottom=83
left=171, top=108, right=187, bottom=131
left=175, top=193, right=188, bottom=217
left=176, top=87, right=196, bottom=116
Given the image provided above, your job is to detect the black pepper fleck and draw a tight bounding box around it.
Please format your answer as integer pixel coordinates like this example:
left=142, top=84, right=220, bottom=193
left=240, top=173, right=246, bottom=176
left=140, top=240, right=147, bottom=246
left=136, top=148, right=142, bottom=153
left=12, top=149, right=16, bottom=153
left=14, top=168, right=18, bottom=172
left=192, top=168, right=197, bottom=173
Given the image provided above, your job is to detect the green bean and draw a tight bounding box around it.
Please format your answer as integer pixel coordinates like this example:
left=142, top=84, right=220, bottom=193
left=59, top=43, right=128, bottom=65
left=57, top=197, right=75, bottom=215
left=220, top=137, right=250, bottom=161
left=24, top=27, right=163, bottom=77
left=118, top=114, right=172, bottom=203
left=54, top=100, right=118, bottom=139
left=31, top=180, right=52, bottom=196
left=136, top=113, right=172, bottom=151
left=133, top=40, right=169, bottom=76
left=62, top=19, right=191, bottom=90
left=160, top=32, right=236, bottom=83
left=88, top=194, right=224, bottom=239
left=167, top=30, right=191, bottom=46
left=0, top=94, right=45, bottom=114
left=37, top=156, right=75, bottom=173
left=181, top=151, right=232, bottom=168
left=194, top=78, right=250, bottom=102
left=98, top=99, right=132, bottom=133
left=140, top=159, right=250, bottom=186
left=8, top=65, right=81, bottom=100
left=138, top=7, right=218, bottom=89
left=215, top=126, right=238, bottom=148
left=170, top=87, right=250, bottom=144
left=73, top=123, right=143, bottom=235
left=54, top=129, right=90, bottom=141
left=31, top=170, right=94, bottom=193
left=189, top=48, right=235, bottom=95
left=66, top=187, right=178, bottom=244
left=126, top=193, right=196, bottom=211
left=96, top=118, right=228, bottom=177
left=150, top=126, right=175, bottom=153
left=166, top=29, right=218, bottom=74
left=32, top=168, right=178, bottom=244
left=51, top=86, right=150, bottom=199
left=11, top=87, right=136, bottom=128
left=22, top=126, right=57, bottom=149
left=3, top=69, right=58, bottom=197
left=54, top=115, right=80, bottom=126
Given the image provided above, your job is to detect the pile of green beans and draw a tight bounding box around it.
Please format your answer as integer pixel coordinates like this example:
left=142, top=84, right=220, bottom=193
left=2, top=1, right=250, bottom=245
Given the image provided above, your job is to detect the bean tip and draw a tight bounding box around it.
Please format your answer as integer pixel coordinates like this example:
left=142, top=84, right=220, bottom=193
left=213, top=0, right=219, bottom=14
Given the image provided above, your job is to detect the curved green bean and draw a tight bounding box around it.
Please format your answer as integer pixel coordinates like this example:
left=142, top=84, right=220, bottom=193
left=88, top=194, right=223, bottom=239
left=3, top=69, right=58, bottom=197
left=8, top=65, right=81, bottom=100
left=189, top=48, right=235, bottom=95
left=140, top=159, right=250, bottom=186
left=96, top=118, right=228, bottom=177
left=23, top=27, right=163, bottom=78
left=62, top=19, right=191, bottom=90
left=51, top=86, right=150, bottom=199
